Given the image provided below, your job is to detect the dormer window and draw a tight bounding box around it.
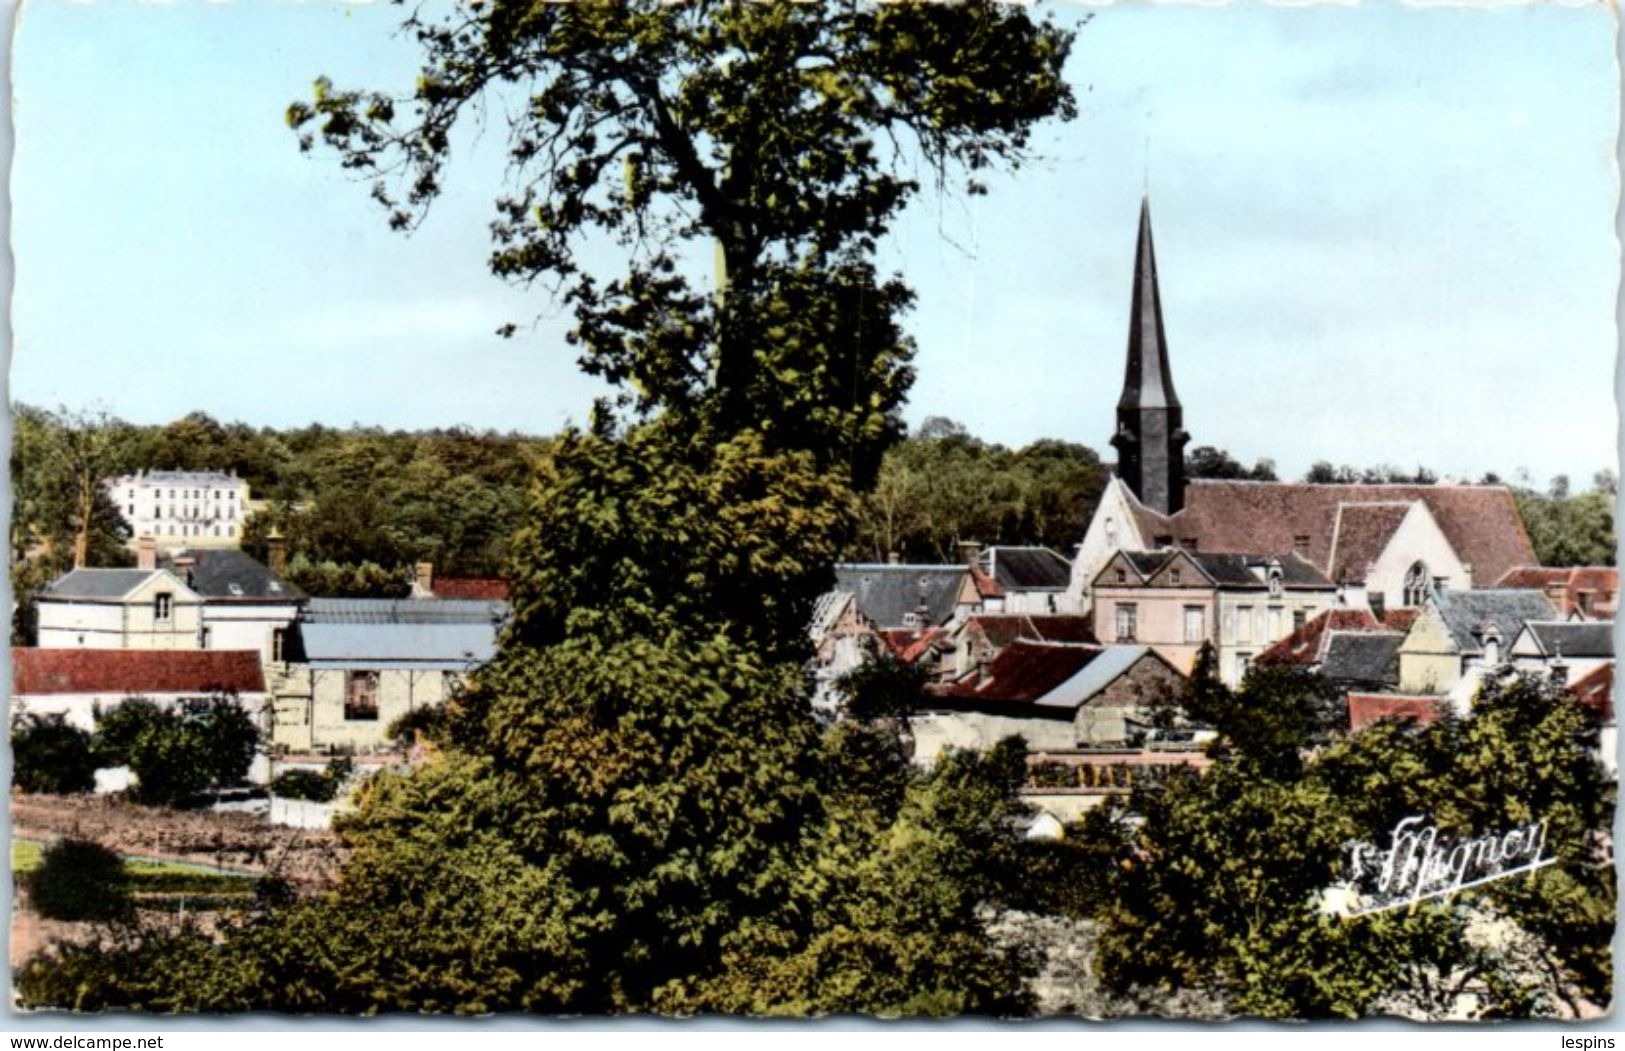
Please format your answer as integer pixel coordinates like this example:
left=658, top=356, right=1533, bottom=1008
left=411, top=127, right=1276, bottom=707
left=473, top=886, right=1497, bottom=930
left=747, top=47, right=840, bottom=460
left=1293, top=534, right=1312, bottom=557
left=1267, top=566, right=1283, bottom=598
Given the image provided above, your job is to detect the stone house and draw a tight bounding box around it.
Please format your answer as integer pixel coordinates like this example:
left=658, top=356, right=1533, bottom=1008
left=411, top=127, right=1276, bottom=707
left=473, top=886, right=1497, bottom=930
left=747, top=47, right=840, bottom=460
left=36, top=568, right=205, bottom=650
left=1090, top=548, right=1337, bottom=685
left=1394, top=588, right=1557, bottom=698
left=272, top=597, right=505, bottom=755
left=912, top=641, right=1184, bottom=761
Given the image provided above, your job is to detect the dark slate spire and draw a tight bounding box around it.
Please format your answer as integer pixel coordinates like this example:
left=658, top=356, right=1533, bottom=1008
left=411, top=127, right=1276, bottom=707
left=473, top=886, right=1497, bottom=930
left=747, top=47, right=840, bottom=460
left=1110, top=196, right=1189, bottom=515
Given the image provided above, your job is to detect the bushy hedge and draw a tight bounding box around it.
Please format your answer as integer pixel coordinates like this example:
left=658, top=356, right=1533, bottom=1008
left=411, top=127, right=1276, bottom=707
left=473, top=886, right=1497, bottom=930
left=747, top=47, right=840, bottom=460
left=22, top=839, right=132, bottom=923
left=11, top=714, right=97, bottom=795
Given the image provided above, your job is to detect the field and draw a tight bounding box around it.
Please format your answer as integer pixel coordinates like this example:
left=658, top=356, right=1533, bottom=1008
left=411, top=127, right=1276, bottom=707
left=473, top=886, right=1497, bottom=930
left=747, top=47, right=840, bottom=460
left=13, top=837, right=257, bottom=899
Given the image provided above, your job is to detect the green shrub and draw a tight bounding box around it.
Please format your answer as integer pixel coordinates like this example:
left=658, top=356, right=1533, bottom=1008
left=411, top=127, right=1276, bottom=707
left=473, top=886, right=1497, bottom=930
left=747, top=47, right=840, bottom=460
left=93, top=696, right=259, bottom=808
left=270, top=770, right=336, bottom=802
left=11, top=713, right=97, bottom=795
left=22, top=839, right=132, bottom=922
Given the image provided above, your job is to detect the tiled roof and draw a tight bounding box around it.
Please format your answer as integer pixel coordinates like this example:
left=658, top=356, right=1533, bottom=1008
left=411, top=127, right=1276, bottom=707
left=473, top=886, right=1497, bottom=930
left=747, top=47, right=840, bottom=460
left=160, top=548, right=303, bottom=602
left=832, top=565, right=969, bottom=630
left=432, top=577, right=512, bottom=601
left=1319, top=632, right=1404, bottom=686
left=1255, top=608, right=1381, bottom=666
left=1497, top=566, right=1619, bottom=592
left=1329, top=503, right=1414, bottom=584
left=1125, top=480, right=1537, bottom=587
left=983, top=546, right=1072, bottom=590
left=1348, top=692, right=1445, bottom=731
left=964, top=614, right=1095, bottom=649
left=1522, top=621, right=1615, bottom=660
left=41, top=569, right=167, bottom=601
left=966, top=563, right=1005, bottom=600
left=12, top=648, right=265, bottom=695
left=880, top=627, right=949, bottom=664
left=928, top=640, right=1174, bottom=712
left=931, top=641, right=1105, bottom=704
left=1101, top=549, right=1332, bottom=590
left=1435, top=589, right=1558, bottom=655
left=1569, top=663, right=1613, bottom=721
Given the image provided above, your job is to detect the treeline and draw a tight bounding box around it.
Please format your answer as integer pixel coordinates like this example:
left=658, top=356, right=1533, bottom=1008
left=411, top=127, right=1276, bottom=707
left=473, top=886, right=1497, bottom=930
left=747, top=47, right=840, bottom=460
left=12, top=405, right=550, bottom=608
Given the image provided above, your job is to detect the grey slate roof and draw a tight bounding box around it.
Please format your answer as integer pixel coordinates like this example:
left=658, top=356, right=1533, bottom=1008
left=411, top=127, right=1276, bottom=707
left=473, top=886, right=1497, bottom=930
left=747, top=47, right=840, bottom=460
left=1435, top=589, right=1558, bottom=654
left=1319, top=632, right=1404, bottom=686
left=1523, top=620, right=1615, bottom=659
left=41, top=568, right=166, bottom=600
left=833, top=565, right=967, bottom=630
left=302, top=597, right=509, bottom=626
left=294, top=622, right=499, bottom=670
left=984, top=547, right=1071, bottom=591
left=160, top=548, right=304, bottom=602
left=1185, top=551, right=1332, bottom=589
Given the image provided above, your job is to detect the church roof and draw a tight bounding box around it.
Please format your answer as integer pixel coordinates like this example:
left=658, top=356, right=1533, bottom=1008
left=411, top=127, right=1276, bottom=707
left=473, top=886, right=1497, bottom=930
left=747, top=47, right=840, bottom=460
left=1122, top=479, right=1537, bottom=587
left=1118, top=197, right=1180, bottom=412
left=1328, top=503, right=1414, bottom=584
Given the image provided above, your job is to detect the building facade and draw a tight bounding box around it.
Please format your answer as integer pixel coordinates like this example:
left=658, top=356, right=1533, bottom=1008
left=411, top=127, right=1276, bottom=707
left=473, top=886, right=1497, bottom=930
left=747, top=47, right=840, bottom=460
left=106, top=469, right=251, bottom=550
left=36, top=568, right=205, bottom=650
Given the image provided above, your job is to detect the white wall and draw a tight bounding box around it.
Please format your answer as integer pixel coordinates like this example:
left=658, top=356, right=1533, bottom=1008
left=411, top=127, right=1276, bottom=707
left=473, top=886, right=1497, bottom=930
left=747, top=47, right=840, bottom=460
left=37, top=603, right=126, bottom=648
left=1067, top=479, right=1147, bottom=613
left=1364, top=503, right=1471, bottom=610
left=201, top=603, right=300, bottom=661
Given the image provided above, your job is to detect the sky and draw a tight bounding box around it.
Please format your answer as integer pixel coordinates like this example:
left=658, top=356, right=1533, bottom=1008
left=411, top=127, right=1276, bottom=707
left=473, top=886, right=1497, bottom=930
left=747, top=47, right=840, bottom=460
left=7, top=0, right=1620, bottom=485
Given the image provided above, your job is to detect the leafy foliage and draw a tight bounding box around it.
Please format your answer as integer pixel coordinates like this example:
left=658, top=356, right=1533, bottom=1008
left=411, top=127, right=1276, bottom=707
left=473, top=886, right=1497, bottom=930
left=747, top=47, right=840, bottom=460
left=1513, top=472, right=1616, bottom=568
left=1096, top=670, right=1615, bottom=1019
left=11, top=713, right=98, bottom=795
left=850, top=418, right=1106, bottom=561
left=22, top=838, right=133, bottom=924
left=94, top=697, right=261, bottom=808
left=19, top=0, right=1079, bottom=1017
left=1186, top=445, right=1278, bottom=482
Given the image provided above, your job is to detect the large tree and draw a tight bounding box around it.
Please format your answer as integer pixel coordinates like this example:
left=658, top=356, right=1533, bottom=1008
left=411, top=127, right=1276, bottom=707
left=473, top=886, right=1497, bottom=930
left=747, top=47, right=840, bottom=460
left=19, top=1, right=1079, bottom=1015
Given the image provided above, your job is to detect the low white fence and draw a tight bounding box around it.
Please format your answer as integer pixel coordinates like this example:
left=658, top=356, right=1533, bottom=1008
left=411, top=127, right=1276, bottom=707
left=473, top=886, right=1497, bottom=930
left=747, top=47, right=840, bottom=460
left=268, top=796, right=337, bottom=829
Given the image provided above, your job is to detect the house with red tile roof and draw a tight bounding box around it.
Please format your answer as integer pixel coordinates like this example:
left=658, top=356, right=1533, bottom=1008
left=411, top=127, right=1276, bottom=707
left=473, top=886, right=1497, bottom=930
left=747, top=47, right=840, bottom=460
left=914, top=640, right=1184, bottom=760
left=10, top=648, right=271, bottom=781
left=1347, top=692, right=1447, bottom=732
left=1497, top=566, right=1618, bottom=620
left=946, top=613, right=1094, bottom=679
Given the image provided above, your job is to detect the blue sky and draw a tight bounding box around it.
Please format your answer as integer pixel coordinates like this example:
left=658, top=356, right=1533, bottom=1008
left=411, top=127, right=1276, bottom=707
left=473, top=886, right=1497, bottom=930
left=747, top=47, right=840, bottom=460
left=9, top=0, right=1619, bottom=484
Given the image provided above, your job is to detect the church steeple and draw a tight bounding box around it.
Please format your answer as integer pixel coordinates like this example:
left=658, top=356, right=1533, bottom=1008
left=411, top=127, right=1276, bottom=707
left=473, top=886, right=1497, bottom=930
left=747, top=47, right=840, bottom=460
left=1110, top=196, right=1189, bottom=515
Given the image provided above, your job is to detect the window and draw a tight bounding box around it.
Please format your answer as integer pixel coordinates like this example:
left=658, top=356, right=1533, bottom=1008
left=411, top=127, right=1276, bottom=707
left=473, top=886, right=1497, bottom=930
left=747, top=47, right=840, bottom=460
left=1180, top=537, right=1198, bottom=551
left=1104, top=517, right=1118, bottom=546
left=1370, top=593, right=1387, bottom=620
left=1578, top=591, right=1594, bottom=616
left=1169, top=569, right=1181, bottom=586
left=1404, top=561, right=1431, bottom=607
left=1293, top=609, right=1308, bottom=632
left=1237, top=605, right=1253, bottom=643
left=1154, top=535, right=1174, bottom=548
left=154, top=593, right=172, bottom=622
left=1183, top=606, right=1206, bottom=643
left=1114, top=603, right=1138, bottom=643
left=271, top=628, right=286, bottom=663
left=1483, top=637, right=1501, bottom=665
left=1293, top=534, right=1312, bottom=558
left=1116, top=569, right=1127, bottom=584
left=199, top=626, right=211, bottom=649
left=1236, top=653, right=1253, bottom=683
left=127, top=504, right=134, bottom=516
left=345, top=671, right=381, bottom=721
left=1222, top=608, right=1236, bottom=641
left=1267, top=567, right=1284, bottom=597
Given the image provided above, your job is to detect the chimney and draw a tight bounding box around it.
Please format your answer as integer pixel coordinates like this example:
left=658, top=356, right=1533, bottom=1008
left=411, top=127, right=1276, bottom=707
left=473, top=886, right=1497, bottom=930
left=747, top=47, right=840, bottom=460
left=887, top=551, right=901, bottom=565
left=137, top=535, right=157, bottom=571
left=414, top=562, right=435, bottom=598
left=173, top=555, right=196, bottom=588
left=266, top=529, right=286, bottom=576
left=957, top=541, right=982, bottom=567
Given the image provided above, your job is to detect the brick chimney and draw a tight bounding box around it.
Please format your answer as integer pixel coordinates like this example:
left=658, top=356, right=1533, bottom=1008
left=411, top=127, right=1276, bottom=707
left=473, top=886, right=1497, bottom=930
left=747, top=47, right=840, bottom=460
left=172, top=555, right=197, bottom=588
left=266, top=529, right=287, bottom=576
left=413, top=562, right=435, bottom=598
left=137, top=535, right=157, bottom=571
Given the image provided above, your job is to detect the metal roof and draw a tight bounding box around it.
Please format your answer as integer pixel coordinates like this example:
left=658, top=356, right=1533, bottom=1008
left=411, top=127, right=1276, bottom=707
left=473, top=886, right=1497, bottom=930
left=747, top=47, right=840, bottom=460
left=1032, top=644, right=1159, bottom=709
left=295, top=621, right=498, bottom=670
left=302, top=597, right=509, bottom=626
